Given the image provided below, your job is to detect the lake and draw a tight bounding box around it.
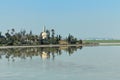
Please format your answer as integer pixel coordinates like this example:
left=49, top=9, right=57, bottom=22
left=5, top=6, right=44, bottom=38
left=0, top=46, right=120, bottom=80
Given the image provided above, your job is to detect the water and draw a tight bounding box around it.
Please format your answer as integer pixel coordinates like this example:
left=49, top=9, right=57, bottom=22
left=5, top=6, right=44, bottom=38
left=0, top=46, right=120, bottom=80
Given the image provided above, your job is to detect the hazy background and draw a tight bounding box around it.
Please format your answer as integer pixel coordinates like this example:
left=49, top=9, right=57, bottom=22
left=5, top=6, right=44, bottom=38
left=0, top=0, right=120, bottom=39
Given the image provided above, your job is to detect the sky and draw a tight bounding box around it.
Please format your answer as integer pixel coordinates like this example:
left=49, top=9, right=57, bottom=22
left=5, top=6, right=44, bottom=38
left=0, top=0, right=120, bottom=39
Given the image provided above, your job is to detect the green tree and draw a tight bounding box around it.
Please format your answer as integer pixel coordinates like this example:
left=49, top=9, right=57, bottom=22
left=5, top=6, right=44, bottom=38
left=46, top=30, right=50, bottom=39
left=51, top=29, right=55, bottom=39
left=51, top=29, right=55, bottom=44
left=5, top=30, right=14, bottom=45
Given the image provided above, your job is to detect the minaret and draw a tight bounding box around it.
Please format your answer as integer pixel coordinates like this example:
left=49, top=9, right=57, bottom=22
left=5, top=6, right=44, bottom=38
left=43, top=26, right=46, bottom=32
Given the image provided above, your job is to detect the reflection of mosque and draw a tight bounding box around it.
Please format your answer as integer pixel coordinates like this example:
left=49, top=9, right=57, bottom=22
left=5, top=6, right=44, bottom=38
left=40, top=51, right=50, bottom=59
left=0, top=46, right=82, bottom=61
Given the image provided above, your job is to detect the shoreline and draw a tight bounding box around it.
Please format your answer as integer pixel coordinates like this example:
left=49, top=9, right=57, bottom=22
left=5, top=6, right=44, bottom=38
left=0, top=42, right=120, bottom=49
left=0, top=44, right=84, bottom=49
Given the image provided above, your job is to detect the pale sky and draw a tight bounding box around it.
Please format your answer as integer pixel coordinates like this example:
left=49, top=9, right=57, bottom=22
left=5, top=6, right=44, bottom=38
left=0, top=0, right=120, bottom=39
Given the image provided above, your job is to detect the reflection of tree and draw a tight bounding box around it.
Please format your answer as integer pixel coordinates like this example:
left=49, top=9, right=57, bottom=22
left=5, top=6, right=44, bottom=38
left=0, top=46, right=82, bottom=61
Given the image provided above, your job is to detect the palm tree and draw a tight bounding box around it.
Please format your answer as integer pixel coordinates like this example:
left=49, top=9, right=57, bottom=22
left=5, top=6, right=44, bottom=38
left=58, top=35, right=62, bottom=40
left=11, top=28, right=15, bottom=35
left=0, top=32, right=2, bottom=37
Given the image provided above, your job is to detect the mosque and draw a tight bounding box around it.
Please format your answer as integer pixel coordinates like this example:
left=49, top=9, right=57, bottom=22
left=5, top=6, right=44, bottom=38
left=41, top=26, right=48, bottom=39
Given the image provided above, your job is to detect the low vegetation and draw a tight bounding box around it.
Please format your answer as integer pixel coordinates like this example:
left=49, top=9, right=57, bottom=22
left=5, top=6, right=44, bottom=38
left=83, top=40, right=120, bottom=44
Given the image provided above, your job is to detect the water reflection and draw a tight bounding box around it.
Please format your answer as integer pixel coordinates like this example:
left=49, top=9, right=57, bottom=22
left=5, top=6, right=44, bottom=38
left=0, top=46, right=82, bottom=61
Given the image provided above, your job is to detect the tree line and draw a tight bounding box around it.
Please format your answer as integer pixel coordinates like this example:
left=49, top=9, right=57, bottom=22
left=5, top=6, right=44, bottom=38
left=0, top=28, right=82, bottom=46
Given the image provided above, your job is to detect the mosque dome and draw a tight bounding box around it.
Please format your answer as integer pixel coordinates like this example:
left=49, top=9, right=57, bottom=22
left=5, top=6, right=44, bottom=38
left=42, top=32, right=48, bottom=39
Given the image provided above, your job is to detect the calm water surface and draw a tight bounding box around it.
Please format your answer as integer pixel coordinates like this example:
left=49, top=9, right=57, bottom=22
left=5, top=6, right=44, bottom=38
left=0, top=46, right=120, bottom=80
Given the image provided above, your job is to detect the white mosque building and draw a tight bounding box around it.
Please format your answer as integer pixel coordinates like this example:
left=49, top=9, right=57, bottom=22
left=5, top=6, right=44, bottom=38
left=41, top=26, right=48, bottom=39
